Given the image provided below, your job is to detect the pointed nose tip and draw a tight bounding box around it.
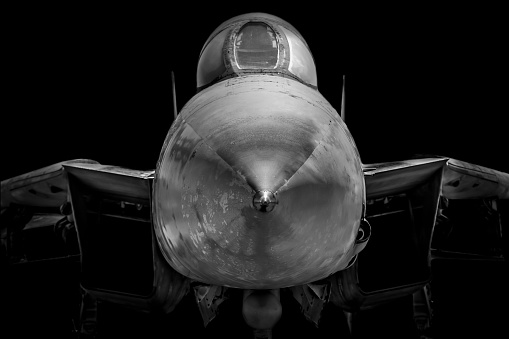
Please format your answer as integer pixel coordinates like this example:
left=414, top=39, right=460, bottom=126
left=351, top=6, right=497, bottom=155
left=253, top=190, right=278, bottom=212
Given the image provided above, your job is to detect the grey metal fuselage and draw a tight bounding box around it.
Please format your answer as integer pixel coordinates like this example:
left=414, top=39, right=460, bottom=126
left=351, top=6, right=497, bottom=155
left=153, top=74, right=364, bottom=289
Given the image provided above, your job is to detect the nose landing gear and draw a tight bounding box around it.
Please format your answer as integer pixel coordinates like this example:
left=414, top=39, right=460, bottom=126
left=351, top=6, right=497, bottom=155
left=242, top=289, right=282, bottom=338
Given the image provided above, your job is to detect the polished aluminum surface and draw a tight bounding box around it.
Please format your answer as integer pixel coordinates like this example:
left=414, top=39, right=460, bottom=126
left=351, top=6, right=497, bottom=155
left=253, top=190, right=277, bottom=212
left=153, top=75, right=364, bottom=288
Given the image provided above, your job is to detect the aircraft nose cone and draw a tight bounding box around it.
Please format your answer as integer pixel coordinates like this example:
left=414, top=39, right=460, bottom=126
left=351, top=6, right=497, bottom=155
left=253, top=190, right=277, bottom=212
left=153, top=76, right=365, bottom=288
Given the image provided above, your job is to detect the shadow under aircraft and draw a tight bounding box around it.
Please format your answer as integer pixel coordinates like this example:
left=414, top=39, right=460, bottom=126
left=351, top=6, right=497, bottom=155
left=2, top=12, right=507, bottom=339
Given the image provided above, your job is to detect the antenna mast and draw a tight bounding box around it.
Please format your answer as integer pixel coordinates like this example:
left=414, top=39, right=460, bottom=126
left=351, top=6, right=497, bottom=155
left=172, top=71, right=178, bottom=121
left=340, top=75, right=345, bottom=122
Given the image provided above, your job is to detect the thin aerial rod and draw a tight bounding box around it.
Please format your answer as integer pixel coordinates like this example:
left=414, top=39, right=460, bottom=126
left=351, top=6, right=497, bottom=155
left=172, top=71, right=178, bottom=121
left=340, top=75, right=345, bottom=122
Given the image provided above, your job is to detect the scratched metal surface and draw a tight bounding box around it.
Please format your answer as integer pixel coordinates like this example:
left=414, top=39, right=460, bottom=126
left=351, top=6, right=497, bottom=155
left=153, top=75, right=364, bottom=288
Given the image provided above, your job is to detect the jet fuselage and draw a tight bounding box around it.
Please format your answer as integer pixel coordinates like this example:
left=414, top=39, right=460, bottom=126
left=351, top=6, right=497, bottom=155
left=153, top=74, right=365, bottom=289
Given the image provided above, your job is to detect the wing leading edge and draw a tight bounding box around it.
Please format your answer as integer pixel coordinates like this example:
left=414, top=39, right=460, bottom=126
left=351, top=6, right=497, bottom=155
left=1, top=159, right=99, bottom=209
left=363, top=157, right=509, bottom=200
left=1, top=160, right=156, bottom=210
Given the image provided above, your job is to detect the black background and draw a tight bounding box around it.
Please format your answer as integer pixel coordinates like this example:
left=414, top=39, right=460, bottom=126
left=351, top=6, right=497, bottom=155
left=2, top=5, right=507, bottom=338
left=2, top=4, right=506, bottom=181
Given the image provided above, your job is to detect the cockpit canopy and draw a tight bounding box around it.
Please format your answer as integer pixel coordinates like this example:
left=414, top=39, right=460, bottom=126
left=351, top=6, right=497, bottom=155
left=196, top=13, right=317, bottom=90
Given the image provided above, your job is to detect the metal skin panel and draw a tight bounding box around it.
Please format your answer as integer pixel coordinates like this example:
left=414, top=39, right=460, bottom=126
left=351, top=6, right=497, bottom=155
left=442, top=158, right=509, bottom=199
left=1, top=159, right=98, bottom=209
left=363, top=158, right=447, bottom=199
left=153, top=75, right=364, bottom=289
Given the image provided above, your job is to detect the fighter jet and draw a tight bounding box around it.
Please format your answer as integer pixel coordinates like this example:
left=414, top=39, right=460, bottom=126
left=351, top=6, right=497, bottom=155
left=2, top=12, right=507, bottom=338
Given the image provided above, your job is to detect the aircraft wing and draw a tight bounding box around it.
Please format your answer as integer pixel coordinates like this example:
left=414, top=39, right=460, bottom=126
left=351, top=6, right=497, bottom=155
left=330, top=157, right=507, bottom=312
left=363, top=157, right=509, bottom=200
left=362, top=156, right=507, bottom=262
left=440, top=158, right=509, bottom=199
left=1, top=159, right=99, bottom=210
left=0, top=159, right=158, bottom=210
left=2, top=160, right=188, bottom=315
left=362, top=157, right=447, bottom=200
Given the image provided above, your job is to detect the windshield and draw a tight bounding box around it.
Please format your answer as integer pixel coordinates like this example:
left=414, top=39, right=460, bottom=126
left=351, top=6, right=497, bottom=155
left=234, top=23, right=279, bottom=69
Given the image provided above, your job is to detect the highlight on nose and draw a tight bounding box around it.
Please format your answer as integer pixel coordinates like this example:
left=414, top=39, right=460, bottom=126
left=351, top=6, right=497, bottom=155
left=253, top=190, right=277, bottom=212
